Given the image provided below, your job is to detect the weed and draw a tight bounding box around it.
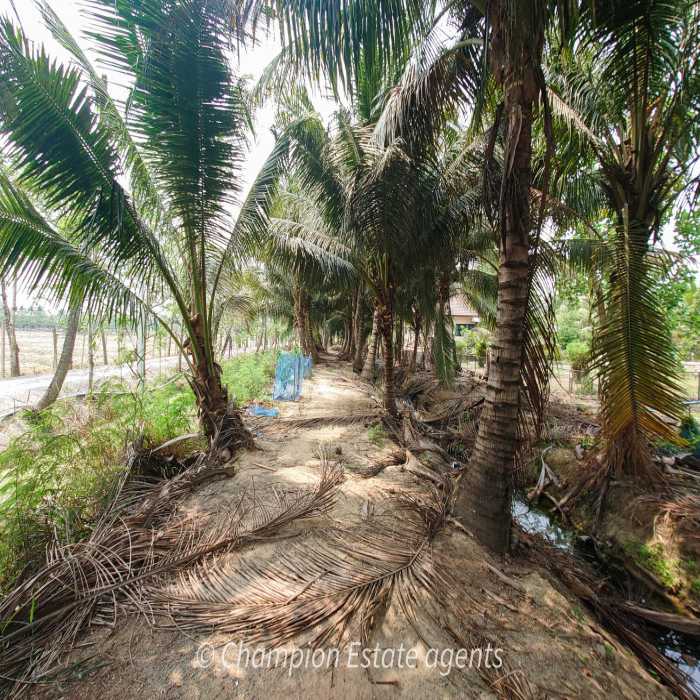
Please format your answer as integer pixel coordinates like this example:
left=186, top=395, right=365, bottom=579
left=222, top=351, right=278, bottom=405
left=624, top=541, right=679, bottom=589
left=367, top=423, right=387, bottom=447
left=571, top=604, right=585, bottom=622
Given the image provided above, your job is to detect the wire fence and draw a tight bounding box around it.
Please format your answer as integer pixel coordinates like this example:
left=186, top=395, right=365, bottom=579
left=461, top=357, right=700, bottom=409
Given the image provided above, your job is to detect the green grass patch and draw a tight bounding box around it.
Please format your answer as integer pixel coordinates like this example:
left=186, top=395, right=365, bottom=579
left=367, top=423, right=387, bottom=447
left=222, top=351, right=278, bottom=405
left=624, top=541, right=679, bottom=589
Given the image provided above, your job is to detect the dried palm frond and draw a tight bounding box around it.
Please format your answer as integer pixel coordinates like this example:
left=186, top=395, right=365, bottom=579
left=266, top=412, right=382, bottom=431
left=355, top=448, right=407, bottom=478
left=631, top=493, right=700, bottom=542
left=523, top=531, right=696, bottom=700
left=149, top=486, right=454, bottom=648
left=0, top=455, right=343, bottom=696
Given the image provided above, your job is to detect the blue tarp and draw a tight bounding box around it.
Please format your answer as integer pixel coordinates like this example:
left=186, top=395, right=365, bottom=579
left=247, top=404, right=279, bottom=417
left=272, top=352, right=313, bottom=401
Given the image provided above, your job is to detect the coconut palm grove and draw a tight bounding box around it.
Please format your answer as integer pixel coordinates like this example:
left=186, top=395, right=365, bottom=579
left=0, top=1, right=699, bottom=697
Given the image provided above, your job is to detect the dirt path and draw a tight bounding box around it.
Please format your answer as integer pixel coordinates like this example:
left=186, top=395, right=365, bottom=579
left=42, top=360, right=674, bottom=699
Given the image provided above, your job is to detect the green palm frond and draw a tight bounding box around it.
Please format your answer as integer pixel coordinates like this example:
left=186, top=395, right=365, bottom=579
left=0, top=169, right=147, bottom=323
left=461, top=268, right=498, bottom=330
left=0, top=19, right=168, bottom=286
left=34, top=0, right=171, bottom=232
left=592, top=228, right=686, bottom=475
left=375, top=10, right=488, bottom=150
left=266, top=217, right=355, bottom=278
left=432, top=299, right=457, bottom=388
left=269, top=0, right=428, bottom=94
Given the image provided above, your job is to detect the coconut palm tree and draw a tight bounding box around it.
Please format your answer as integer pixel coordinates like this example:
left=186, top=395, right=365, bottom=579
left=263, top=182, right=356, bottom=358
left=548, top=0, right=700, bottom=481
left=34, top=303, right=81, bottom=411
left=257, top=0, right=582, bottom=553
left=0, top=1, right=294, bottom=448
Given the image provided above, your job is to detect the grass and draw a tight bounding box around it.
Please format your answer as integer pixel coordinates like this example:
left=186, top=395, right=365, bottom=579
left=0, top=351, right=277, bottom=592
left=624, top=540, right=679, bottom=590
left=367, top=423, right=387, bottom=447
left=222, top=350, right=278, bottom=405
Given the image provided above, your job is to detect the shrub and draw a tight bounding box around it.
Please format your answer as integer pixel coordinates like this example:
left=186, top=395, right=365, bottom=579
left=222, top=351, right=278, bottom=405
left=367, top=423, right=387, bottom=447
left=565, top=340, right=591, bottom=373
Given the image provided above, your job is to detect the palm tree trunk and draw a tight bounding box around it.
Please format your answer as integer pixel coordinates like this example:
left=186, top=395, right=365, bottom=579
left=395, top=319, right=404, bottom=367
left=101, top=330, right=108, bottom=365
left=409, top=313, right=421, bottom=373
left=187, top=313, right=251, bottom=450
left=87, top=320, right=95, bottom=394
left=352, top=290, right=367, bottom=373
left=35, top=304, right=81, bottom=411
left=455, top=1, right=544, bottom=555
left=1, top=279, right=20, bottom=377
left=378, top=297, right=397, bottom=416
left=361, top=307, right=381, bottom=381
left=422, top=322, right=432, bottom=371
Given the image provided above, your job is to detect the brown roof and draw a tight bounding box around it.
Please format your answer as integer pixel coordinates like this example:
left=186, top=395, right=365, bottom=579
left=450, top=293, right=477, bottom=317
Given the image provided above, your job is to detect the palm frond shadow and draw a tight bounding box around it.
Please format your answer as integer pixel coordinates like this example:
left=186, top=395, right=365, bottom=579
left=146, top=481, right=526, bottom=696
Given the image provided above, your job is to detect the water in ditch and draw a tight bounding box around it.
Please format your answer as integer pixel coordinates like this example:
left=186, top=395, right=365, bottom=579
left=512, top=496, right=700, bottom=696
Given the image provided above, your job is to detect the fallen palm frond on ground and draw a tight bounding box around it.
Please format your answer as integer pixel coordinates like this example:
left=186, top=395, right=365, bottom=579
left=265, top=412, right=384, bottom=432
left=355, top=448, right=408, bottom=478
left=522, top=531, right=696, bottom=700
left=0, top=447, right=344, bottom=697
left=632, top=493, right=700, bottom=543
left=147, top=481, right=533, bottom=698
left=149, top=485, right=452, bottom=646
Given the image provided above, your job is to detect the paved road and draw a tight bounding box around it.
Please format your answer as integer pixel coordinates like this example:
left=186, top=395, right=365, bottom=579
left=0, top=356, right=181, bottom=415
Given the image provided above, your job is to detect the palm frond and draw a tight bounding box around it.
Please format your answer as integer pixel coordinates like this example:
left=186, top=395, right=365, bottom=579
left=34, top=0, right=172, bottom=232
left=591, top=227, right=686, bottom=475
left=0, top=168, right=145, bottom=323
left=0, top=18, right=175, bottom=295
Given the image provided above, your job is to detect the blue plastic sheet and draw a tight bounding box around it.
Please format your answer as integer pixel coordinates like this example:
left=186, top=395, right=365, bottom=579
left=272, top=352, right=313, bottom=401
left=247, top=404, right=279, bottom=417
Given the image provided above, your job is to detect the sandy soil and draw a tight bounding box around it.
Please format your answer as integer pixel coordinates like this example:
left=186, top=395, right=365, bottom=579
left=39, top=360, right=673, bottom=699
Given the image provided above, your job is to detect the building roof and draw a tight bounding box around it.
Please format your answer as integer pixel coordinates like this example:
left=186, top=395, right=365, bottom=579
left=450, top=293, right=477, bottom=317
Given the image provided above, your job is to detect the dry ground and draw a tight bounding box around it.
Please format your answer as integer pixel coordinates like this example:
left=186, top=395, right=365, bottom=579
left=37, top=361, right=673, bottom=699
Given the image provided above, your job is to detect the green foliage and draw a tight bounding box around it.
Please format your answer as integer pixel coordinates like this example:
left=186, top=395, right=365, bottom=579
left=367, top=423, right=387, bottom=447
left=691, top=579, right=700, bottom=596
left=556, top=294, right=592, bottom=358
left=0, top=352, right=277, bottom=590
left=624, top=541, right=679, bottom=590
left=565, top=340, right=590, bottom=373
left=653, top=212, right=700, bottom=361
left=456, top=329, right=491, bottom=368
left=473, top=333, right=490, bottom=368
left=221, top=351, right=278, bottom=405
left=0, top=376, right=200, bottom=572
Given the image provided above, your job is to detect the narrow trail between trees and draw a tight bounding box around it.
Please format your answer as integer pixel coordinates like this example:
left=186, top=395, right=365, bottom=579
left=36, top=359, right=675, bottom=699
